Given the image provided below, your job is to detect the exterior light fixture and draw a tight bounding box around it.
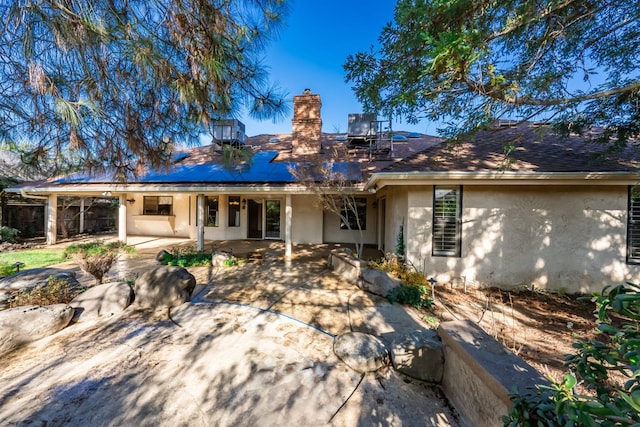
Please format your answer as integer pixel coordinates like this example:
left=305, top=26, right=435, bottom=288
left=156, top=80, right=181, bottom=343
left=242, top=199, right=247, bottom=209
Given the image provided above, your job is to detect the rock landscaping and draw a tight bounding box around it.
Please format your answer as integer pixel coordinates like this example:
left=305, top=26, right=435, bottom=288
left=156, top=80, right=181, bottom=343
left=0, top=304, right=74, bottom=356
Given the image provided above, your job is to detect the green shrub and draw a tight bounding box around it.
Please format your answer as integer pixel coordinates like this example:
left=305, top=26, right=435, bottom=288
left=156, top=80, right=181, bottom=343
left=64, top=240, right=135, bottom=284
left=159, top=246, right=212, bottom=267
left=0, top=262, right=16, bottom=277
left=387, top=283, right=434, bottom=310
left=504, top=282, right=640, bottom=426
left=0, top=226, right=20, bottom=243
left=395, top=223, right=405, bottom=258
left=8, top=275, right=84, bottom=308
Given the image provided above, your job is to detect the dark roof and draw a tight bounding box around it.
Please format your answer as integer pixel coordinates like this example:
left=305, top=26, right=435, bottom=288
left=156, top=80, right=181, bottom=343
left=382, top=123, right=639, bottom=173
left=9, top=124, right=637, bottom=193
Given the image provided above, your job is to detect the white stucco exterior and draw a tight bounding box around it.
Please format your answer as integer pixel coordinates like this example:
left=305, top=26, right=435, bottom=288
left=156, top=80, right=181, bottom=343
left=381, top=184, right=640, bottom=294
left=322, top=196, right=377, bottom=246
left=123, top=192, right=375, bottom=247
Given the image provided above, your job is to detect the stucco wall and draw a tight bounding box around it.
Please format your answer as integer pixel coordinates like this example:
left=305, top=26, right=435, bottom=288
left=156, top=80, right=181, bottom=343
left=126, top=193, right=191, bottom=237
left=322, top=196, right=377, bottom=246
left=291, top=195, right=323, bottom=244
left=201, top=194, right=246, bottom=241
left=382, top=188, right=409, bottom=256
left=400, top=185, right=640, bottom=294
left=126, top=193, right=323, bottom=243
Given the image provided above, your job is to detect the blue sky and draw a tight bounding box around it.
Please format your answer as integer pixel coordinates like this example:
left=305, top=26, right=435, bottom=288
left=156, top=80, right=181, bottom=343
left=240, top=1, right=434, bottom=137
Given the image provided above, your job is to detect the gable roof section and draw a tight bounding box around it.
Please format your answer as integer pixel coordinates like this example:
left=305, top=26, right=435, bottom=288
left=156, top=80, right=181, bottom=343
left=381, top=123, right=638, bottom=174
left=367, top=123, right=639, bottom=189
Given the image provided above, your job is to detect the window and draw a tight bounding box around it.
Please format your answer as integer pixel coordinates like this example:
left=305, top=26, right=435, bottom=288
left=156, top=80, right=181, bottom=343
left=433, top=186, right=462, bottom=257
left=143, top=196, right=173, bottom=215
left=228, top=195, right=241, bottom=227
left=628, top=186, right=640, bottom=264
left=206, top=196, right=218, bottom=227
left=340, top=197, right=367, bottom=230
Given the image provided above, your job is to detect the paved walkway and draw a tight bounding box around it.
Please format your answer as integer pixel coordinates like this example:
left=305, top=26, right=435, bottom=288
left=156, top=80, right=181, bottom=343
left=0, top=238, right=460, bottom=426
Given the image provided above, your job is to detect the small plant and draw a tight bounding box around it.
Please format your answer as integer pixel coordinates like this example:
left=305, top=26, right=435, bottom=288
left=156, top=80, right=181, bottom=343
left=387, top=283, right=434, bottom=310
left=423, top=315, right=439, bottom=328
left=368, top=252, right=406, bottom=278
left=8, top=276, right=84, bottom=308
left=0, top=262, right=16, bottom=277
left=395, top=223, right=405, bottom=258
left=0, top=226, right=20, bottom=243
left=64, top=240, right=135, bottom=284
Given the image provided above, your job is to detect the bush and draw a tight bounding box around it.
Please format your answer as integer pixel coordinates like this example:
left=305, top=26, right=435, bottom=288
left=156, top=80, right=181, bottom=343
left=504, top=282, right=640, bottom=426
left=64, top=240, right=135, bottom=284
left=387, top=283, right=434, bottom=310
left=0, top=262, right=17, bottom=277
left=0, top=226, right=20, bottom=243
left=8, top=275, right=84, bottom=308
left=159, top=245, right=212, bottom=267
left=368, top=253, right=406, bottom=278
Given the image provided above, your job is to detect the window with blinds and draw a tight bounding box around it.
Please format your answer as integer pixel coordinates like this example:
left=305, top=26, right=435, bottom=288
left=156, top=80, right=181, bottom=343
left=628, top=186, right=640, bottom=264
left=433, top=186, right=462, bottom=257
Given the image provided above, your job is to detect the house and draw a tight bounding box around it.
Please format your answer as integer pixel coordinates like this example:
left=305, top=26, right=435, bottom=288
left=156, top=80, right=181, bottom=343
left=368, top=122, right=640, bottom=293
left=8, top=92, right=640, bottom=293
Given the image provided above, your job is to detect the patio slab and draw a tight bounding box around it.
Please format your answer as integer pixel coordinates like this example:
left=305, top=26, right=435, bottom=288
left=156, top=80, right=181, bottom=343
left=0, top=239, right=460, bottom=426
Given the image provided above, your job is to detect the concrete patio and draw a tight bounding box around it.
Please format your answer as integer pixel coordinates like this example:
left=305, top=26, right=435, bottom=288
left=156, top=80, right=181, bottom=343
left=0, top=237, right=461, bottom=426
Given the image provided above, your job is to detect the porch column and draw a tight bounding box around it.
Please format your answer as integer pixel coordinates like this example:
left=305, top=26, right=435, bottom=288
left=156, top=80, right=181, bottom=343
left=46, top=194, right=57, bottom=245
left=118, top=195, right=127, bottom=243
left=79, top=198, right=85, bottom=234
left=196, top=194, right=205, bottom=251
left=285, top=194, right=292, bottom=259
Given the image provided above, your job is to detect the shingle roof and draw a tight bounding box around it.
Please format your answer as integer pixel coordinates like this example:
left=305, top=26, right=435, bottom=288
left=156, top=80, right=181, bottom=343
left=382, top=123, right=639, bottom=173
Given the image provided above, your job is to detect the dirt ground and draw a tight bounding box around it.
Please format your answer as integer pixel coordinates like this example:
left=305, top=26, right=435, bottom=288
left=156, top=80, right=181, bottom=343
left=429, top=284, right=600, bottom=383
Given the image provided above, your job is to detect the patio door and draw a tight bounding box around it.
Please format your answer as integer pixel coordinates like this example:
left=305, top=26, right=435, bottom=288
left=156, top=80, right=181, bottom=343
left=247, top=199, right=281, bottom=239
left=264, top=199, right=281, bottom=239
left=247, top=199, right=262, bottom=239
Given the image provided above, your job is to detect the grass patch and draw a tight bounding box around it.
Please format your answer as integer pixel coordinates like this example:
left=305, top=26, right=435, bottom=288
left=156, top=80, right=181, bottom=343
left=0, top=249, right=67, bottom=275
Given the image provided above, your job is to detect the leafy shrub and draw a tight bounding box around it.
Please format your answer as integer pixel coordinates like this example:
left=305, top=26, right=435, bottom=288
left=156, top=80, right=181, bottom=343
left=368, top=253, right=406, bottom=278
left=160, top=245, right=212, bottom=267
left=8, top=276, right=84, bottom=308
left=387, top=283, right=434, bottom=310
left=0, top=262, right=17, bottom=277
left=504, top=282, right=640, bottom=426
left=0, top=226, right=20, bottom=243
left=64, top=240, right=135, bottom=284
left=395, top=223, right=405, bottom=258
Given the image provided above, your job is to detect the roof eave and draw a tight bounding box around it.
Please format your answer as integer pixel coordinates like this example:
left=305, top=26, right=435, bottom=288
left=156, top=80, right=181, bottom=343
left=365, top=171, right=640, bottom=190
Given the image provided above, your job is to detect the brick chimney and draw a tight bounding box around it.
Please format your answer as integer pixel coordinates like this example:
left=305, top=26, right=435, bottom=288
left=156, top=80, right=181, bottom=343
left=292, top=89, right=322, bottom=154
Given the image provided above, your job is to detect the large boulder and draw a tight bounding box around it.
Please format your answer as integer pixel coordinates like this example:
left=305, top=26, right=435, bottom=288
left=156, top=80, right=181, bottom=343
left=390, top=329, right=444, bottom=382
left=0, top=267, right=79, bottom=293
left=333, top=332, right=389, bottom=373
left=134, top=266, right=196, bottom=309
left=70, top=282, right=134, bottom=322
left=360, top=268, right=401, bottom=297
left=211, top=250, right=234, bottom=268
left=0, top=268, right=81, bottom=311
left=0, top=304, right=74, bottom=356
